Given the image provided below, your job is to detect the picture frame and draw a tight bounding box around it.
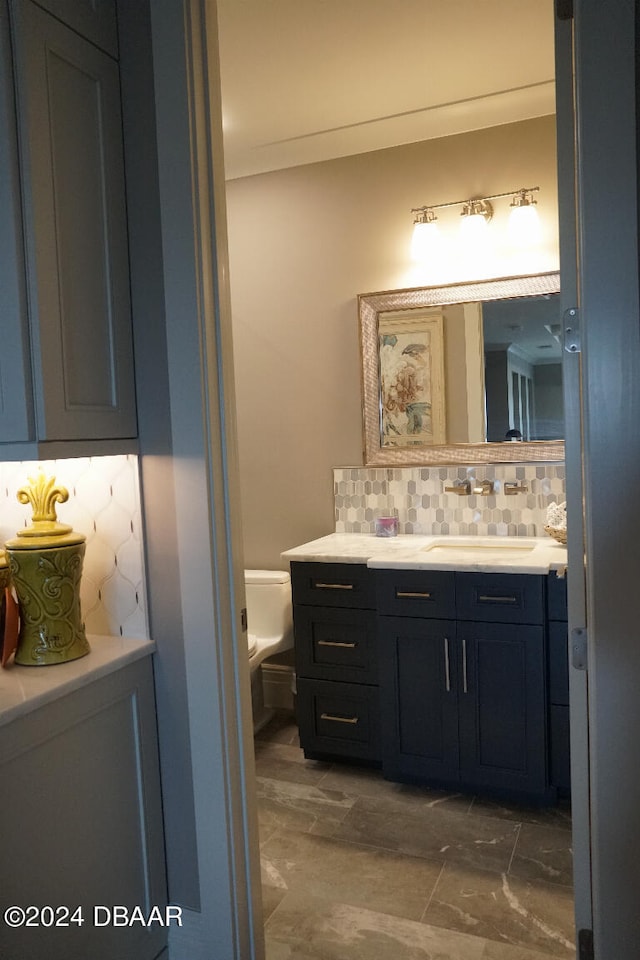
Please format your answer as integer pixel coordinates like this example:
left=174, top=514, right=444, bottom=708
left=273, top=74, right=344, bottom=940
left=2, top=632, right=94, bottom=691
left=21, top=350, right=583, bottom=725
left=358, top=272, right=564, bottom=466
left=376, top=308, right=446, bottom=449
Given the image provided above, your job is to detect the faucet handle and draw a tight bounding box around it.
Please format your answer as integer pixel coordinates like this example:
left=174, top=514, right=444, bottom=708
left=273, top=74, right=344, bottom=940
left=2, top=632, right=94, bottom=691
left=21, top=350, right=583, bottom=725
left=472, top=479, right=494, bottom=496
left=504, top=481, right=529, bottom=495
left=444, top=479, right=471, bottom=495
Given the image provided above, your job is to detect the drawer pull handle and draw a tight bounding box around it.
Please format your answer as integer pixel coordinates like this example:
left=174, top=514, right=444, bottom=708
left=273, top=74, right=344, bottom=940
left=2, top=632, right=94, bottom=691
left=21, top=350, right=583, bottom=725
left=320, top=713, right=359, bottom=725
left=444, top=637, right=451, bottom=692
left=478, top=594, right=518, bottom=604
left=317, top=640, right=357, bottom=649
left=462, top=636, right=468, bottom=694
left=314, top=582, right=354, bottom=591
left=396, top=590, right=432, bottom=599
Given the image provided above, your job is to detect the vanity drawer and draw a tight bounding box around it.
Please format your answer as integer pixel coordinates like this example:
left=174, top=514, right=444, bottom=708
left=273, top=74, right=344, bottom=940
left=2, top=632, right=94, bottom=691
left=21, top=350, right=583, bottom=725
left=375, top=569, right=456, bottom=619
left=296, top=678, right=381, bottom=762
left=455, top=573, right=544, bottom=624
left=291, top=561, right=374, bottom=609
left=294, top=606, right=378, bottom=684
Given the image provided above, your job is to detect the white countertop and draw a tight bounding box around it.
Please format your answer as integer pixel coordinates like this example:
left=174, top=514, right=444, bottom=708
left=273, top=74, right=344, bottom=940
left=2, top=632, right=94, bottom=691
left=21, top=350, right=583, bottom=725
left=282, top=533, right=568, bottom=575
left=0, top=635, right=155, bottom=728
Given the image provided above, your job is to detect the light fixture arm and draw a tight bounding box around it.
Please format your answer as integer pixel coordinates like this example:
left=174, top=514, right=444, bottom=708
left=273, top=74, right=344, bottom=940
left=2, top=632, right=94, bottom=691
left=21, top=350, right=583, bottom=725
left=411, top=185, right=539, bottom=217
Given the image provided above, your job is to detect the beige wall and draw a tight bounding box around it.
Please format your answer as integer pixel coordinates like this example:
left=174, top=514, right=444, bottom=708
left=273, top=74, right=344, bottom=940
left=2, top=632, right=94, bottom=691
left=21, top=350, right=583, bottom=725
left=225, top=117, right=559, bottom=569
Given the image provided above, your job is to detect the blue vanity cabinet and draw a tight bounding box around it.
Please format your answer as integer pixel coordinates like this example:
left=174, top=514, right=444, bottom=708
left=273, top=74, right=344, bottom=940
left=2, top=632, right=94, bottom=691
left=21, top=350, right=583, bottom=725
left=291, top=562, right=380, bottom=763
left=547, top=573, right=570, bottom=795
left=379, top=614, right=460, bottom=783
left=378, top=570, right=551, bottom=800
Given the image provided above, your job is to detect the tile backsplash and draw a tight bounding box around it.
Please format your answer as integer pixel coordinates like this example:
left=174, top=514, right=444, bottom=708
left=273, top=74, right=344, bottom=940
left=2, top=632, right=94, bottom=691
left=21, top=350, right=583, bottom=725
left=0, top=455, right=148, bottom=639
left=334, top=463, right=565, bottom=536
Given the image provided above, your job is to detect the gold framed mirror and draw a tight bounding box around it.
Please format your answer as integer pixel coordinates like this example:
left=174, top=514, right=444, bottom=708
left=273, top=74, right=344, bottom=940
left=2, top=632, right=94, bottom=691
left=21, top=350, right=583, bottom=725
left=359, top=271, right=563, bottom=465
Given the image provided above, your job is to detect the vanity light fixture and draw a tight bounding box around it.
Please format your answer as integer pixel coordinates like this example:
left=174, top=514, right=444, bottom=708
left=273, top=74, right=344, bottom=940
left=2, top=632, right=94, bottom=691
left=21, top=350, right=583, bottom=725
left=508, top=187, right=542, bottom=246
left=410, top=186, right=541, bottom=261
left=410, top=207, right=439, bottom=262
left=459, top=198, right=493, bottom=243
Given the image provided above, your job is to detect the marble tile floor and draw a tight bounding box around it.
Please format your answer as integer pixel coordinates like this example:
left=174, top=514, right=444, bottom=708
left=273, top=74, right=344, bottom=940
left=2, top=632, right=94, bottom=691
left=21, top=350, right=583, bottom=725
left=255, top=711, right=575, bottom=960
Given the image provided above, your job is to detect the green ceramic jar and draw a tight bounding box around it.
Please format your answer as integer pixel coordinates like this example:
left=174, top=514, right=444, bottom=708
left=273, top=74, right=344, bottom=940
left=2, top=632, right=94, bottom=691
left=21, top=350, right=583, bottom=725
left=5, top=472, right=89, bottom=667
left=0, top=550, right=9, bottom=594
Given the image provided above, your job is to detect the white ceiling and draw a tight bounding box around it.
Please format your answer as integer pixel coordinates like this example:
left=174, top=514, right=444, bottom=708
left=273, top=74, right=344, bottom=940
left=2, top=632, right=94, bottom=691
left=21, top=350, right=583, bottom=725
left=217, top=0, right=556, bottom=180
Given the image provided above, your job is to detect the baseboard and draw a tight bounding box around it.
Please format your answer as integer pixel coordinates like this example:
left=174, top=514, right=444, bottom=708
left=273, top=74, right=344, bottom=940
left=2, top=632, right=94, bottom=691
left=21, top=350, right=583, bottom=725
left=261, top=663, right=294, bottom=711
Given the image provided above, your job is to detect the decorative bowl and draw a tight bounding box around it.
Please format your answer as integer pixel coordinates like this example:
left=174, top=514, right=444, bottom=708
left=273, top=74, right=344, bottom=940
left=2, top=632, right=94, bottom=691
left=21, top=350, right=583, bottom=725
left=544, top=525, right=567, bottom=545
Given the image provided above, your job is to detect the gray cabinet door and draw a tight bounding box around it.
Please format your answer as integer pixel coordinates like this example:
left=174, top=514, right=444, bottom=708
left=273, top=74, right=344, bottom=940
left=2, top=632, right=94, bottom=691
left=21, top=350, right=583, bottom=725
left=13, top=0, right=137, bottom=442
left=0, top=1, right=32, bottom=443
left=0, top=657, right=167, bottom=960
left=27, top=0, right=118, bottom=57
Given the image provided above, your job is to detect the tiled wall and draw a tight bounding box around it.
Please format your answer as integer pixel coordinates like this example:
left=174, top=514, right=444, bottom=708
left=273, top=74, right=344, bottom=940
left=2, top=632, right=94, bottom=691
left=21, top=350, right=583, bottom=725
left=0, top=455, right=148, bottom=639
left=334, top=463, right=565, bottom=536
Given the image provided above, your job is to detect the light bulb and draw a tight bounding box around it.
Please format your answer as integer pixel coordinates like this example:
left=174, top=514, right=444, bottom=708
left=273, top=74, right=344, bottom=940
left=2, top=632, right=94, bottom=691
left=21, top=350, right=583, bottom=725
left=508, top=201, right=542, bottom=247
left=411, top=219, right=440, bottom=262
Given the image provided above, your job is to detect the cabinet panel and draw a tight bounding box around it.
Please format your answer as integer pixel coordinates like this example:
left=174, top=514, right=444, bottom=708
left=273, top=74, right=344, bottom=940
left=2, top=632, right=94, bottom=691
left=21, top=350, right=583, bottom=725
left=294, top=605, right=378, bottom=684
left=0, top=658, right=166, bottom=960
left=13, top=1, right=137, bottom=441
left=296, top=677, right=380, bottom=762
left=375, top=569, right=455, bottom=619
left=29, top=0, right=119, bottom=57
left=0, top=1, right=32, bottom=442
left=291, top=561, right=374, bottom=609
left=457, top=621, right=548, bottom=796
left=379, top=616, right=459, bottom=783
left=550, top=703, right=571, bottom=794
left=547, top=572, right=568, bottom=621
left=456, top=572, right=544, bottom=624
left=549, top=620, right=570, bottom=705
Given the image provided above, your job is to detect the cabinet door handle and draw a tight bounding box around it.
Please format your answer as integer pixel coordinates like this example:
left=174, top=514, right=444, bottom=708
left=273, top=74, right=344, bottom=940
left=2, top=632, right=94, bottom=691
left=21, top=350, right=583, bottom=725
left=314, top=582, right=354, bottom=591
left=478, top=594, right=517, bottom=604
left=462, top=636, right=468, bottom=693
left=444, top=637, right=451, bottom=692
left=396, top=590, right=432, bottom=599
left=320, top=713, right=359, bottom=725
left=317, top=640, right=357, bottom=649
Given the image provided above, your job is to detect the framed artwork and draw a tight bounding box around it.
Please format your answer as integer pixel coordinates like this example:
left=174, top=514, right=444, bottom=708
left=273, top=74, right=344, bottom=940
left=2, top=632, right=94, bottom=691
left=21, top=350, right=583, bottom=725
left=377, top=309, right=446, bottom=448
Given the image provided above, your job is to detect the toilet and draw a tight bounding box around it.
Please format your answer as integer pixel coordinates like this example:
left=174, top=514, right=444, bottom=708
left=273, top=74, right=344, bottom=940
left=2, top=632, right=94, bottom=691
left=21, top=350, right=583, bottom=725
left=244, top=569, right=294, bottom=732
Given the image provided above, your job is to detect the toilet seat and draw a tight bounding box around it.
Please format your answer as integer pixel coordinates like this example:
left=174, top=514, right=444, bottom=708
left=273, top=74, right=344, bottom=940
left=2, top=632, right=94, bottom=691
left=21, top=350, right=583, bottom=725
left=247, top=633, right=258, bottom=658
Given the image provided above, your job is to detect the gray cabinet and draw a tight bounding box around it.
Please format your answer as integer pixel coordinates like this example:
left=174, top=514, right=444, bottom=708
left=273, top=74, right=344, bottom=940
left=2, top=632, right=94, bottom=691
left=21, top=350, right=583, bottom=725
left=27, top=0, right=119, bottom=56
left=0, top=0, right=137, bottom=451
left=0, top=656, right=167, bottom=960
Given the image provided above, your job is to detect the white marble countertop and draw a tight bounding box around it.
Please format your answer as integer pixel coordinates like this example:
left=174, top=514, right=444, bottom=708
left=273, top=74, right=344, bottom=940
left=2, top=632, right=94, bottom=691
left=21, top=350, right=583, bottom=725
left=0, top=635, right=155, bottom=728
left=282, top=533, right=568, bottom=575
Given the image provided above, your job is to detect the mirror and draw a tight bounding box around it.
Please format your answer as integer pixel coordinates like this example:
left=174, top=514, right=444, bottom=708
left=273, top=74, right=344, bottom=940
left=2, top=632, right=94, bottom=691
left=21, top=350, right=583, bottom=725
left=359, top=272, right=563, bottom=465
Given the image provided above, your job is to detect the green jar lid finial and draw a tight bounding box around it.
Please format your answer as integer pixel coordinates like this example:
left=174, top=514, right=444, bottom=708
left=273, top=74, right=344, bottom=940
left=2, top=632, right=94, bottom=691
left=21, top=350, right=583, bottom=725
left=6, top=470, right=85, bottom=549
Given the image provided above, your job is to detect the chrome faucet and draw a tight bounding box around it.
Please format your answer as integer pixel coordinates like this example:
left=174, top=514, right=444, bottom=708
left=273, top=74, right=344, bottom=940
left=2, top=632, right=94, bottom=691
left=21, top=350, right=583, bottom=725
left=444, top=479, right=471, bottom=496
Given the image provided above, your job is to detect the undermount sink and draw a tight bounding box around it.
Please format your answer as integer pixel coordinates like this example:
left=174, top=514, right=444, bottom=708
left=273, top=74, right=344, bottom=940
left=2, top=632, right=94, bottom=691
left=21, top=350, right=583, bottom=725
left=420, top=537, right=539, bottom=558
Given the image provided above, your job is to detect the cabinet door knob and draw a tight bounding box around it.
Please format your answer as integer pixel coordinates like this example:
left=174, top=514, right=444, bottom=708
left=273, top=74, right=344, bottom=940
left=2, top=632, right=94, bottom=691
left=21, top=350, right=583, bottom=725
left=396, top=590, right=432, bottom=599
left=478, top=594, right=517, bottom=604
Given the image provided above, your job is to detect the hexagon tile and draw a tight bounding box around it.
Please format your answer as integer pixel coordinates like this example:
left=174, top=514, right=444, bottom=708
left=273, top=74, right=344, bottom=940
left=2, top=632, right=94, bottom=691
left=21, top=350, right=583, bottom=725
left=334, top=463, right=565, bottom=536
left=0, top=455, right=148, bottom=640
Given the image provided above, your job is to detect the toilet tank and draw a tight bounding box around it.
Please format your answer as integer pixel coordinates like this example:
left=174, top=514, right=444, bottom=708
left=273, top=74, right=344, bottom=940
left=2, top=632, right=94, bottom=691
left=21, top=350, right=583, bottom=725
left=244, top=569, right=293, bottom=641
